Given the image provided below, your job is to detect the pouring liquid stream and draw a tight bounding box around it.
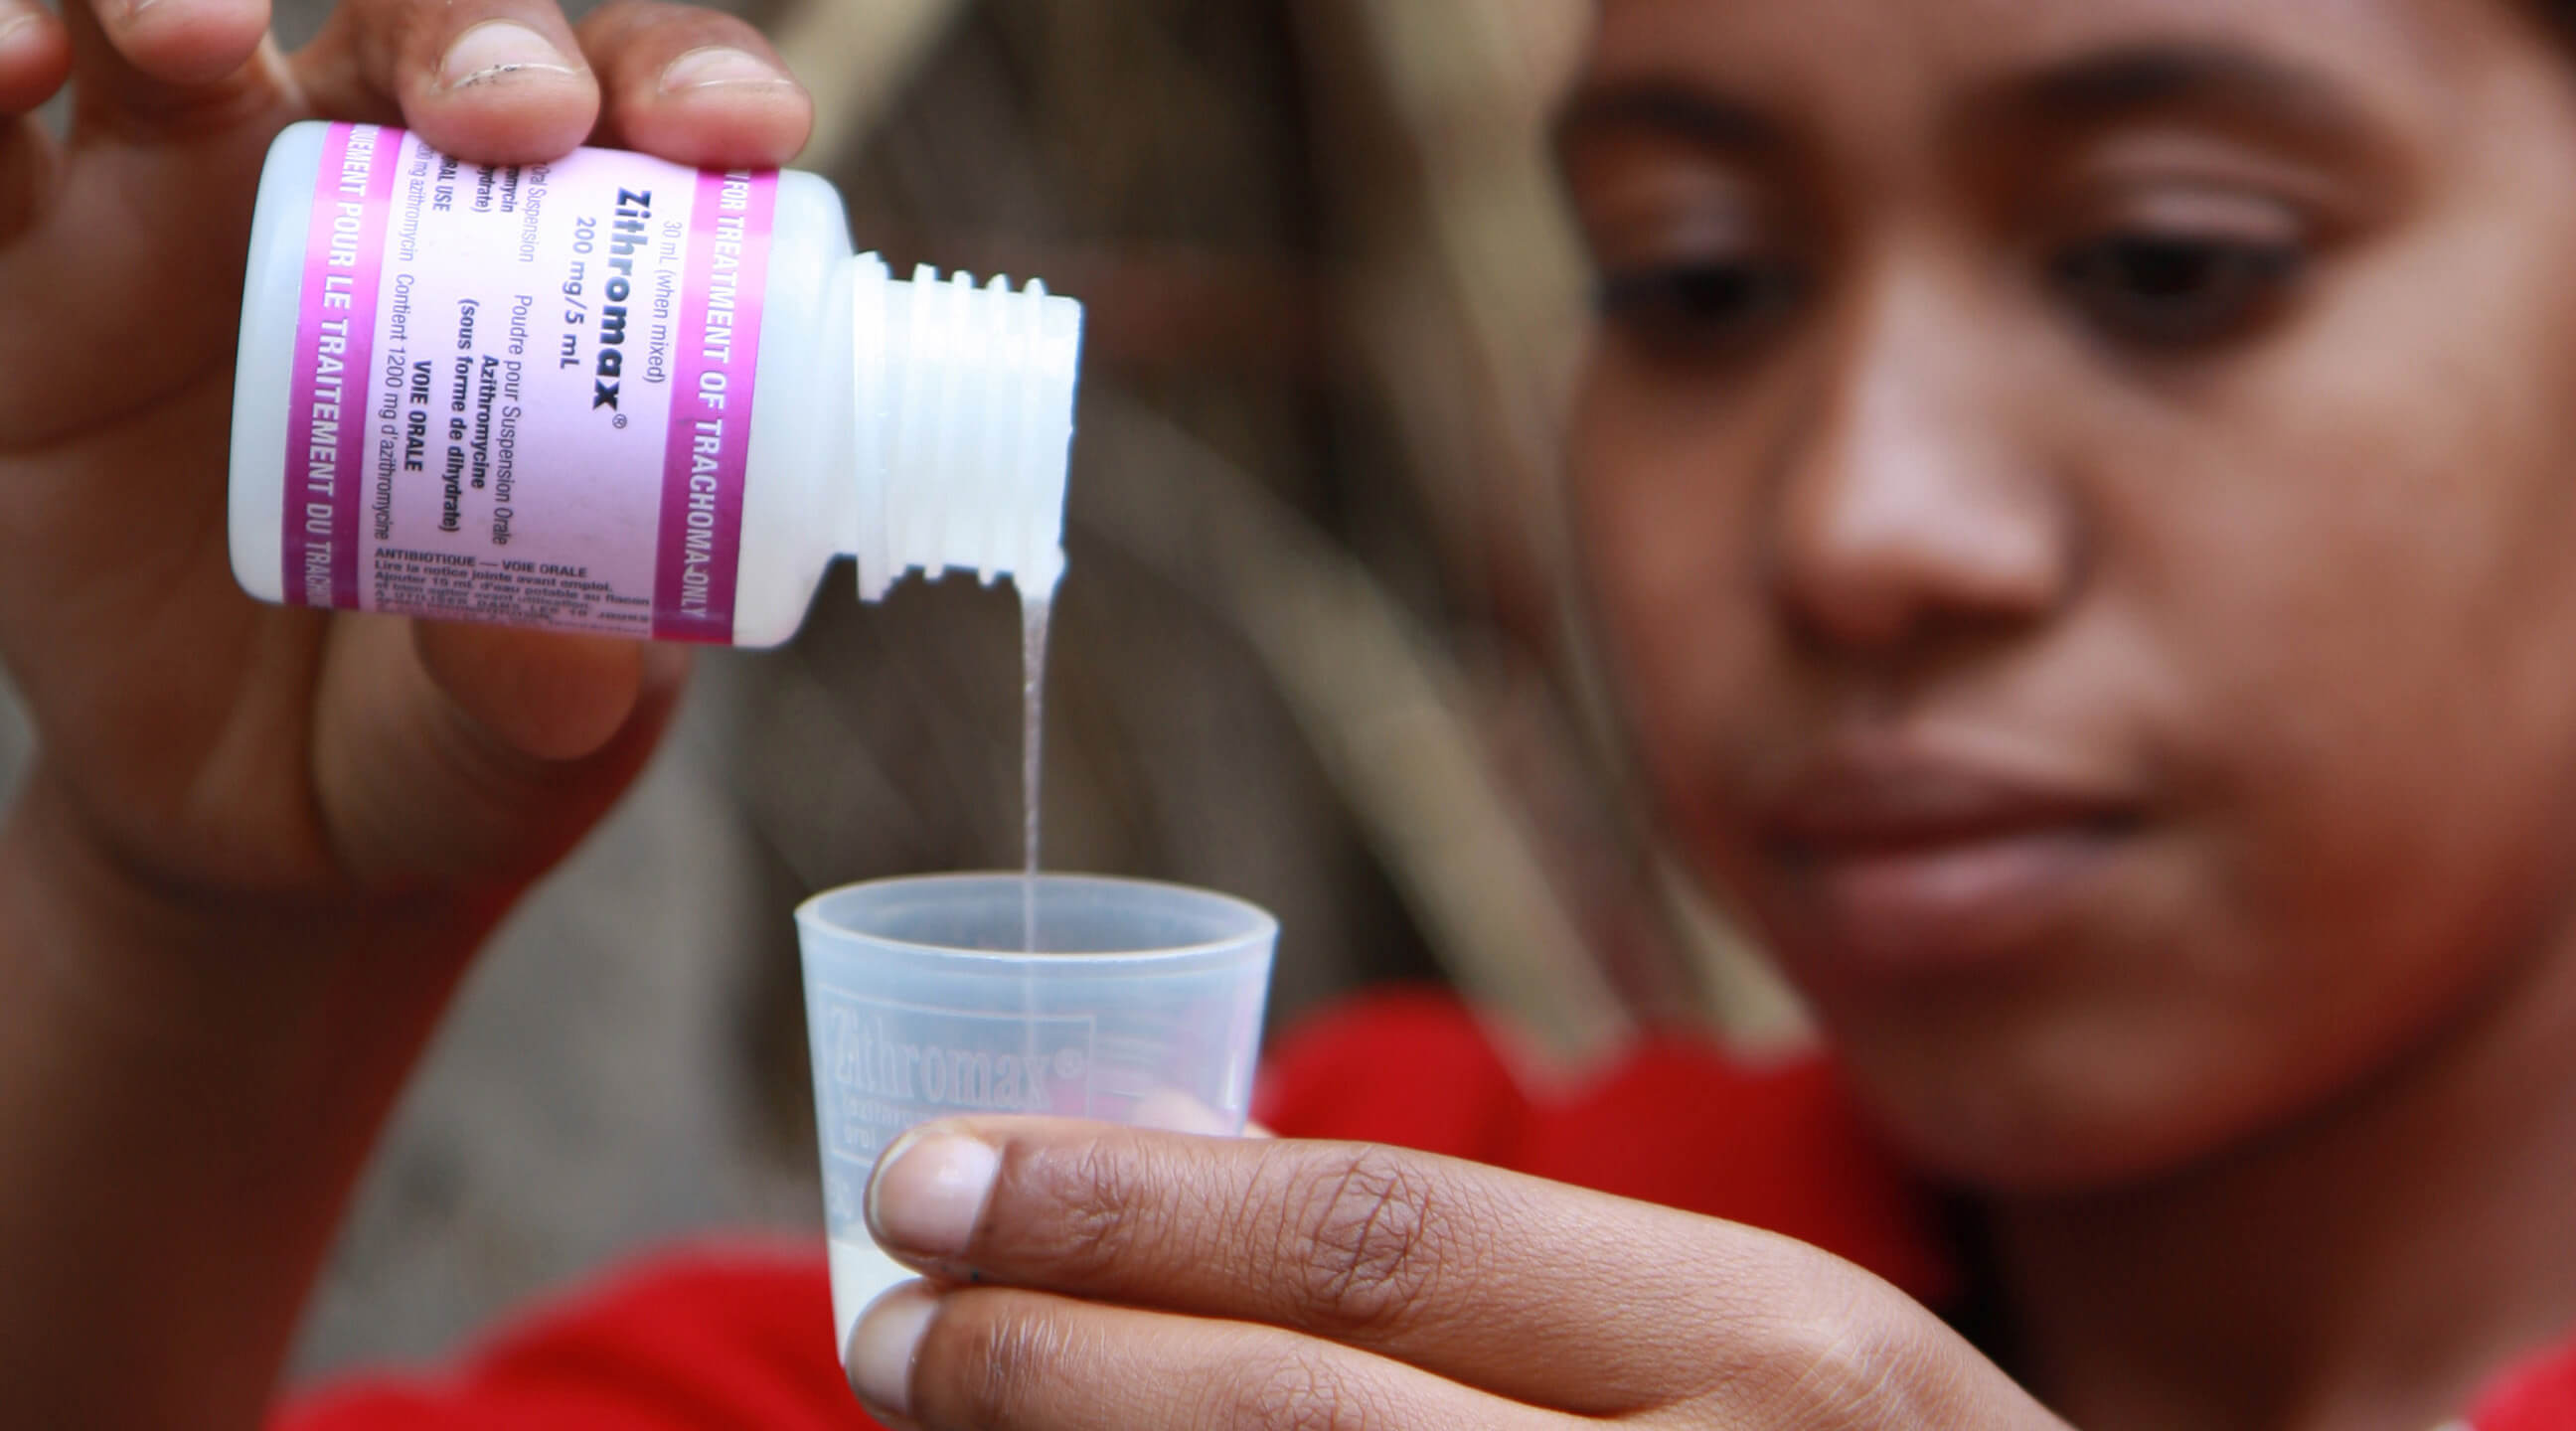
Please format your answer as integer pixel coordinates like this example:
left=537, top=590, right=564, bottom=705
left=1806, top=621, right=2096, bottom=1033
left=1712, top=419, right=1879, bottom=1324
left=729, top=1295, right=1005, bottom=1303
left=1021, top=590, right=1052, bottom=952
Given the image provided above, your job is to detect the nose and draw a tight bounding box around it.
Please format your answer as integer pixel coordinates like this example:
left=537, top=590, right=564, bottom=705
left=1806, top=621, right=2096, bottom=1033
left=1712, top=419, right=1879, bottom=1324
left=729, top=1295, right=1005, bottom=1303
left=1769, top=264, right=2075, bottom=658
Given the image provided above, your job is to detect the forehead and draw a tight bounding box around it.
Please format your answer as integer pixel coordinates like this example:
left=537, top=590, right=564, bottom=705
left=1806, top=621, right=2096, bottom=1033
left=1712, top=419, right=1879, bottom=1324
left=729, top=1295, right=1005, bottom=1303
left=1576, top=0, right=2487, bottom=139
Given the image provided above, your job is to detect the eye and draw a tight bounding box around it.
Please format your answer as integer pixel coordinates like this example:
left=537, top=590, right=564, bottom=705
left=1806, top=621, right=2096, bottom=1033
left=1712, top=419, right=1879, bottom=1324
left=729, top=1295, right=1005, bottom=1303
left=1595, top=258, right=1807, bottom=357
left=2049, top=231, right=2305, bottom=350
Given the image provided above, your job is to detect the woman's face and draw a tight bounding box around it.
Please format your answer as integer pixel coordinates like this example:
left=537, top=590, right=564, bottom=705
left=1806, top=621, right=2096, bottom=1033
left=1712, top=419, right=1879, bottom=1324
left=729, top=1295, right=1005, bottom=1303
left=1563, top=0, right=2576, bottom=1191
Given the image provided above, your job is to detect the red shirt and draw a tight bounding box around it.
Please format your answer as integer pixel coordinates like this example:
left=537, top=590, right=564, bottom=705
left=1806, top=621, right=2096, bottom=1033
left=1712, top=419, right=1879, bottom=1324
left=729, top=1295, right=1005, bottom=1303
left=277, top=990, right=2576, bottom=1431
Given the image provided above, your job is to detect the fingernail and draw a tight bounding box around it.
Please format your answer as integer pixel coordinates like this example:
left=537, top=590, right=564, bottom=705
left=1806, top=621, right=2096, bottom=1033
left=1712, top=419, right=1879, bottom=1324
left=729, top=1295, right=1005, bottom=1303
left=438, top=21, right=575, bottom=92
left=658, top=45, right=789, bottom=93
left=0, top=13, right=41, bottom=49
left=846, top=1283, right=937, bottom=1421
left=867, top=1126, right=999, bottom=1260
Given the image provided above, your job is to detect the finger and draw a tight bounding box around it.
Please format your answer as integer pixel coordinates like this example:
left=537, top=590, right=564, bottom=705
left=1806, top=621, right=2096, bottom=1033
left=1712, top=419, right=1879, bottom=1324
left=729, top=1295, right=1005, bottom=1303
left=866, top=1119, right=1849, bottom=1416
left=5, top=0, right=282, bottom=411
left=61, top=0, right=275, bottom=125
left=410, top=621, right=661, bottom=763
left=846, top=1281, right=1571, bottom=1431
left=292, top=0, right=596, bottom=164
left=0, top=2, right=71, bottom=115
left=574, top=1, right=809, bottom=168
left=311, top=615, right=687, bottom=892
left=0, top=4, right=68, bottom=241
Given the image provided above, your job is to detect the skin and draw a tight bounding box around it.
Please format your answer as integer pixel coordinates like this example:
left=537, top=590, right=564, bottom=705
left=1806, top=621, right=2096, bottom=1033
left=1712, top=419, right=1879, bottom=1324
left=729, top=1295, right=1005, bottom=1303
left=8, top=1, right=2576, bottom=1429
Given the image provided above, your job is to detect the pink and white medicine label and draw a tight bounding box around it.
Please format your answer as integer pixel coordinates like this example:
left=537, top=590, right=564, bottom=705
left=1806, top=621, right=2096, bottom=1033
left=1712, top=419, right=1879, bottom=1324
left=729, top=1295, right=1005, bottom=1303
left=279, top=123, right=776, bottom=642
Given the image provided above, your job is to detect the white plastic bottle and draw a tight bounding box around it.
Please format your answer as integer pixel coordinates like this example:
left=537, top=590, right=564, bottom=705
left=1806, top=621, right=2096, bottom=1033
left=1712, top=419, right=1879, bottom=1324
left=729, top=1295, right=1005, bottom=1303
left=229, top=120, right=1081, bottom=647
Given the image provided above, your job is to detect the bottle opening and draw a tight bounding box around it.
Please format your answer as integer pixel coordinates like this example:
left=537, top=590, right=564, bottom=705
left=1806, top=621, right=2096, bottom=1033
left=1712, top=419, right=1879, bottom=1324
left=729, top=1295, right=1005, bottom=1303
left=846, top=257, right=1083, bottom=602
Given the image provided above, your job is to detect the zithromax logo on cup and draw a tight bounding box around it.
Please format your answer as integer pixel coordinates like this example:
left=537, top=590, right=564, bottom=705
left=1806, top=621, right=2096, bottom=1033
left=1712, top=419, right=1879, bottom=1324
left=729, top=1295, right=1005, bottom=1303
left=813, top=991, right=1093, bottom=1159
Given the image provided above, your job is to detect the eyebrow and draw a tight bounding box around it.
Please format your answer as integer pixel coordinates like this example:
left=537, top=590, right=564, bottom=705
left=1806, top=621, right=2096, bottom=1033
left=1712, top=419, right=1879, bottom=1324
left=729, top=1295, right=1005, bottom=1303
left=1551, top=83, right=1788, bottom=164
left=1972, top=44, right=2379, bottom=152
left=1553, top=43, right=2382, bottom=170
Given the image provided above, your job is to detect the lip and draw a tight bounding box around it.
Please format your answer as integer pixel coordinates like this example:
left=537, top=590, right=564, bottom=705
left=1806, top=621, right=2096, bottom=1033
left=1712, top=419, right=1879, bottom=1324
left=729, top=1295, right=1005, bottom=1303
left=1757, top=742, right=2144, bottom=978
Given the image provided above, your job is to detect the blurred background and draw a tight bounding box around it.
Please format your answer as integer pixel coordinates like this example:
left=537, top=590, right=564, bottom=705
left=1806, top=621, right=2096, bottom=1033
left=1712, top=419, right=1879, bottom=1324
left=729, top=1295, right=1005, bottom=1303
left=25, top=0, right=1819, bottom=1376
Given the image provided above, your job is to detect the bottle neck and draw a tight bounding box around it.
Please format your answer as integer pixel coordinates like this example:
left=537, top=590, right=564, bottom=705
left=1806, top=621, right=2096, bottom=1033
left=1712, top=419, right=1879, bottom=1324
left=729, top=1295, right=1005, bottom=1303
left=841, top=254, right=1083, bottom=603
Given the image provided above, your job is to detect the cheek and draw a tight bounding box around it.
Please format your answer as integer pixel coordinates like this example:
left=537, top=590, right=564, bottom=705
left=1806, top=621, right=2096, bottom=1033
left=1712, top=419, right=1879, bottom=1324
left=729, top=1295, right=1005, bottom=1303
left=2162, top=423, right=2576, bottom=1140
left=2170, top=219, right=2576, bottom=1046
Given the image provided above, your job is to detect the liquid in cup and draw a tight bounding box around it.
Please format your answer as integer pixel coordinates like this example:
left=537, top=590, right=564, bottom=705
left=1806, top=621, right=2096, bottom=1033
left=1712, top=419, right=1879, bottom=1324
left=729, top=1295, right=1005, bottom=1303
left=797, top=873, right=1277, bottom=1361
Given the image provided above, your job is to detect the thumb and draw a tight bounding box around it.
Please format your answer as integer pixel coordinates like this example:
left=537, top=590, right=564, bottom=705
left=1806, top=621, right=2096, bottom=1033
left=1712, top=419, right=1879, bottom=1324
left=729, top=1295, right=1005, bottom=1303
left=310, top=615, right=689, bottom=895
left=412, top=620, right=657, bottom=763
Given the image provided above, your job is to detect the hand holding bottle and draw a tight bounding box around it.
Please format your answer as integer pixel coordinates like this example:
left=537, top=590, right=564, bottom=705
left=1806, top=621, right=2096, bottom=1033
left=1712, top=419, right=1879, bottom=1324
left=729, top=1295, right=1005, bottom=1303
left=0, top=0, right=812, bottom=909
left=0, top=3, right=807, bottom=1425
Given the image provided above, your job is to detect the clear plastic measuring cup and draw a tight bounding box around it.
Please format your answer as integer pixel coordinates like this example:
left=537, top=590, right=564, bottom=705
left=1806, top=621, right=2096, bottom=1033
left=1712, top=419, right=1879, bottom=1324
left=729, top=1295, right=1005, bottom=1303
left=797, top=873, right=1278, bottom=1361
